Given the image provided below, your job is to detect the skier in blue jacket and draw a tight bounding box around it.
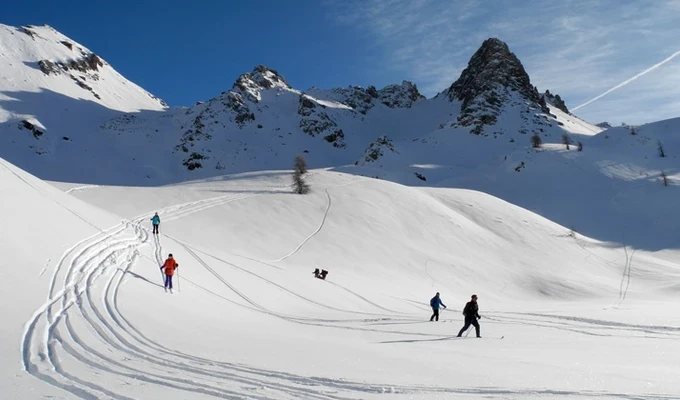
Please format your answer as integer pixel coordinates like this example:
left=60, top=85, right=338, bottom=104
left=151, top=212, right=160, bottom=235
left=429, top=292, right=446, bottom=321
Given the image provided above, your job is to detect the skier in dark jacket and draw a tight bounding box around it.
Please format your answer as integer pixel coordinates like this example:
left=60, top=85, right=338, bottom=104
left=457, top=294, right=481, bottom=337
left=429, top=292, right=446, bottom=321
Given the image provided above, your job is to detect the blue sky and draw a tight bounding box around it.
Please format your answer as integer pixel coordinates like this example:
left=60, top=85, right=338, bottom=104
left=4, top=0, right=680, bottom=125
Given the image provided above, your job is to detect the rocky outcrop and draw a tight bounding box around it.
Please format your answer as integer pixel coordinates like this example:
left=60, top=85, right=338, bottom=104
left=38, top=53, right=104, bottom=76
left=18, top=119, right=44, bottom=139
left=542, top=90, right=569, bottom=114
left=221, top=92, right=255, bottom=126
left=38, top=60, right=61, bottom=75
left=356, top=136, right=398, bottom=165
left=69, top=74, right=101, bottom=99
left=377, top=81, right=425, bottom=108
left=232, top=65, right=290, bottom=103
left=19, top=26, right=37, bottom=39
left=445, top=38, right=548, bottom=135
left=327, top=81, right=424, bottom=115
left=331, top=86, right=376, bottom=115
left=298, top=95, right=346, bottom=148
left=37, top=53, right=106, bottom=99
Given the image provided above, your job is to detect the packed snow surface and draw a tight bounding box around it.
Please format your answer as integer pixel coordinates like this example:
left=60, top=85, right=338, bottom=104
left=3, top=157, right=680, bottom=399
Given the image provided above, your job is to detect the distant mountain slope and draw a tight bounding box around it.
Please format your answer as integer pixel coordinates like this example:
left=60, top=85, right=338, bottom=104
left=1, top=24, right=604, bottom=186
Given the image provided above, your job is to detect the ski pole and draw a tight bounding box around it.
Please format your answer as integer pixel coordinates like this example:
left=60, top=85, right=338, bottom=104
left=176, top=270, right=180, bottom=292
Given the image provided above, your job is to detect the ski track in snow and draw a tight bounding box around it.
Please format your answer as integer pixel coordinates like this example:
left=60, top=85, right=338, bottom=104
left=20, top=175, right=680, bottom=399
left=65, top=185, right=101, bottom=194
left=267, top=177, right=361, bottom=263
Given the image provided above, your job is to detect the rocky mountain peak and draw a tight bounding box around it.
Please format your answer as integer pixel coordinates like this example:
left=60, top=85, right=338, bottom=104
left=447, top=38, right=538, bottom=106
left=377, top=81, right=425, bottom=108
left=542, top=90, right=570, bottom=114
left=445, top=37, right=547, bottom=134
left=233, top=65, right=290, bottom=102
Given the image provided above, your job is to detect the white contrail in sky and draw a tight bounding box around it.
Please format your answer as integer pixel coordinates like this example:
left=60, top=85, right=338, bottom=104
left=572, top=49, right=680, bottom=111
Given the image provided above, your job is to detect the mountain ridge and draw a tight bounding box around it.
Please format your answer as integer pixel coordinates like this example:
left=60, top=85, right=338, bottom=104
left=1, top=22, right=607, bottom=187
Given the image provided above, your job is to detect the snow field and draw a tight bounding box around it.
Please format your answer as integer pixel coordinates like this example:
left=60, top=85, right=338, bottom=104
left=1, top=164, right=673, bottom=399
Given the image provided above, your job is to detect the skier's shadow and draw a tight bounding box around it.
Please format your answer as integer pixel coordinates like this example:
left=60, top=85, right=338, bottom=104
left=118, top=268, right=164, bottom=288
left=377, top=336, right=458, bottom=344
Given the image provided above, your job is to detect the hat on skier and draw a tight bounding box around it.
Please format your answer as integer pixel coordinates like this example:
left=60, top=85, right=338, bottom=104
left=471, top=294, right=477, bottom=299
left=168, top=253, right=173, bottom=257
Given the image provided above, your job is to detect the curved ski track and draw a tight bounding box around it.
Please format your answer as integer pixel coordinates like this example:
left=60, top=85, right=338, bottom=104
left=20, top=175, right=680, bottom=399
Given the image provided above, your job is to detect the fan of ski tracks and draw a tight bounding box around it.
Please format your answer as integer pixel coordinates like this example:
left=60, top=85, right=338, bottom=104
left=20, top=175, right=680, bottom=399
left=19, top=174, right=426, bottom=400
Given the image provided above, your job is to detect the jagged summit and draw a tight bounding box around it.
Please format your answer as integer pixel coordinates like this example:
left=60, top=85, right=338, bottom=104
left=374, top=81, right=425, bottom=108
left=1, top=26, right=604, bottom=183
left=447, top=38, right=538, bottom=105
left=443, top=37, right=547, bottom=135
left=232, top=65, right=292, bottom=102
left=542, top=90, right=570, bottom=114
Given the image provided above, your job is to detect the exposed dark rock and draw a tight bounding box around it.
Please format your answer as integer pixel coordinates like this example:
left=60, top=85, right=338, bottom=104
left=366, top=86, right=379, bottom=98
left=232, top=65, right=291, bottom=102
left=18, top=120, right=44, bottom=139
left=298, top=95, right=317, bottom=117
left=332, top=86, right=375, bottom=114
left=60, top=41, right=73, bottom=50
left=323, top=129, right=346, bottom=148
left=148, top=94, right=167, bottom=107
left=357, top=136, right=398, bottom=165
left=446, top=38, right=546, bottom=135
left=38, top=60, right=61, bottom=75
left=542, top=90, right=570, bottom=114
left=38, top=53, right=105, bottom=77
left=378, top=81, right=425, bottom=108
left=220, top=92, right=255, bottom=126
left=182, top=152, right=207, bottom=171
left=20, top=26, right=37, bottom=39
left=68, top=74, right=100, bottom=99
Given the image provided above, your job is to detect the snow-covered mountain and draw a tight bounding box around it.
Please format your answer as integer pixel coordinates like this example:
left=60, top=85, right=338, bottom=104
left=0, top=24, right=167, bottom=182
left=4, top=23, right=678, bottom=249
left=2, top=22, right=680, bottom=400
left=1, top=23, right=600, bottom=186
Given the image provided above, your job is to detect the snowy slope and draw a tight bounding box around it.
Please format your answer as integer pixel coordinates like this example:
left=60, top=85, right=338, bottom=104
left=4, top=157, right=680, bottom=399
left=0, top=156, right=122, bottom=399
left=0, top=23, right=168, bottom=183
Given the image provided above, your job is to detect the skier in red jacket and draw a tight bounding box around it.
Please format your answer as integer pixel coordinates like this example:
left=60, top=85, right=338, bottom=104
left=161, top=253, right=179, bottom=293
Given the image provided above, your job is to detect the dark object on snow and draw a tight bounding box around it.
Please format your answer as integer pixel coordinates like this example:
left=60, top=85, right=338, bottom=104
left=314, top=268, right=328, bottom=280
left=457, top=294, right=481, bottom=337
left=429, top=292, right=446, bottom=321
